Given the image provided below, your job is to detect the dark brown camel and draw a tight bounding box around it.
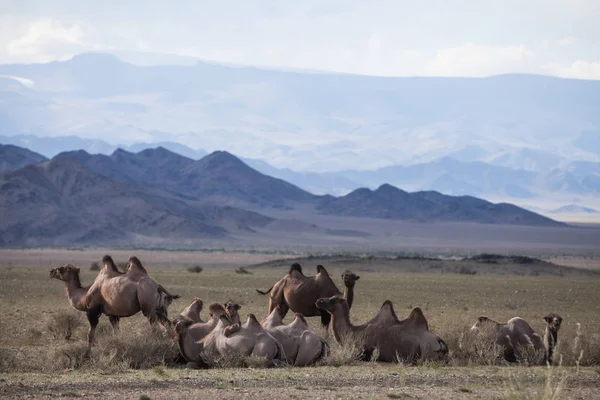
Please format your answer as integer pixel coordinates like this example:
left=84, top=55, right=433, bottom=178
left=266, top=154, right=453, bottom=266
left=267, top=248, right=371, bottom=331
left=256, top=263, right=359, bottom=328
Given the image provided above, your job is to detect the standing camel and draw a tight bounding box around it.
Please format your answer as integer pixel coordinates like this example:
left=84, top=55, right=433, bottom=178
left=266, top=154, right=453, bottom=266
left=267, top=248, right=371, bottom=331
left=83, top=255, right=179, bottom=348
left=256, top=263, right=360, bottom=328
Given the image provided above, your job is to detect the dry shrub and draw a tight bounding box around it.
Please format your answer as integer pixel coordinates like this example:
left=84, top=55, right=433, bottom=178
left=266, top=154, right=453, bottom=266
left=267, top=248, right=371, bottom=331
left=235, top=267, right=252, bottom=274
left=0, top=348, right=19, bottom=372
left=516, top=344, right=546, bottom=366
left=46, top=310, right=83, bottom=340
left=504, top=362, right=568, bottom=400
left=90, top=261, right=100, bottom=271
left=187, top=265, right=203, bottom=273
left=321, top=331, right=368, bottom=366
left=44, top=325, right=178, bottom=372
left=559, top=322, right=600, bottom=367
left=444, top=324, right=504, bottom=366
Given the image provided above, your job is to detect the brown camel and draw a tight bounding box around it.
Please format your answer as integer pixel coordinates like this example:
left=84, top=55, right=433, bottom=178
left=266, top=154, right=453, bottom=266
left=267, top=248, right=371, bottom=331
left=83, top=255, right=179, bottom=348
left=471, top=313, right=562, bottom=365
left=174, top=302, right=225, bottom=368
left=197, top=312, right=285, bottom=367
left=49, top=264, right=121, bottom=335
left=256, top=263, right=360, bottom=328
left=316, top=295, right=448, bottom=363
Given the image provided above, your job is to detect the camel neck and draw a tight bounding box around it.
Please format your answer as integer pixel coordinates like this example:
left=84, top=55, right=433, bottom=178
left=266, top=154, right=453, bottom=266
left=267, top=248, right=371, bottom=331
left=331, top=303, right=354, bottom=342
left=343, top=284, right=355, bottom=309
left=544, top=326, right=558, bottom=363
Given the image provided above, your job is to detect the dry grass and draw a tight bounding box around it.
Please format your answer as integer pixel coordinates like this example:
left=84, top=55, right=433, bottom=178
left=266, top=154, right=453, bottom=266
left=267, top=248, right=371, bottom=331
left=45, top=310, right=83, bottom=340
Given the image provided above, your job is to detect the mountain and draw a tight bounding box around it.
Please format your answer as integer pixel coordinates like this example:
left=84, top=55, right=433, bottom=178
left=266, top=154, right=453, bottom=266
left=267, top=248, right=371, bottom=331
left=0, top=156, right=273, bottom=246
left=1, top=53, right=600, bottom=172
left=55, top=147, right=317, bottom=209
left=0, top=144, right=47, bottom=173
left=551, top=205, right=599, bottom=214
left=317, top=184, right=565, bottom=227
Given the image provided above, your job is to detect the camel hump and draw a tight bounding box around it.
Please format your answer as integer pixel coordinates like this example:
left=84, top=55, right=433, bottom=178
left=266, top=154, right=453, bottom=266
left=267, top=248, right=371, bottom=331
left=289, top=263, right=303, bottom=275
left=208, top=302, right=226, bottom=317
left=102, top=255, right=114, bottom=264
left=293, top=313, right=309, bottom=326
left=129, top=256, right=148, bottom=274
left=316, top=265, right=329, bottom=276
left=408, top=307, right=429, bottom=330
left=247, top=314, right=263, bottom=329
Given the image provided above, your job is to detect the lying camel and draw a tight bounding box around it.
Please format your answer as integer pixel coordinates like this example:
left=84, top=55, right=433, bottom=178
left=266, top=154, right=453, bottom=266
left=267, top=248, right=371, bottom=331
left=256, top=263, right=360, bottom=328
left=83, top=255, right=179, bottom=348
left=316, top=295, right=448, bottom=363
left=226, top=301, right=327, bottom=366
left=175, top=297, right=204, bottom=324
left=174, top=302, right=225, bottom=368
left=49, top=264, right=120, bottom=335
left=197, top=312, right=285, bottom=368
left=471, top=313, right=562, bottom=364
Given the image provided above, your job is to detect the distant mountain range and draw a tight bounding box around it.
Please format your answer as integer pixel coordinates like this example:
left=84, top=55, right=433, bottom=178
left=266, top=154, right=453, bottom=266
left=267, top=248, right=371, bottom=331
left=0, top=144, right=566, bottom=247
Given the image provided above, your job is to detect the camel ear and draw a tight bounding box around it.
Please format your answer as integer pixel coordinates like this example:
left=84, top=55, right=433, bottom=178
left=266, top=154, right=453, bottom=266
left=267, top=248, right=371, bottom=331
left=355, top=275, right=360, bottom=280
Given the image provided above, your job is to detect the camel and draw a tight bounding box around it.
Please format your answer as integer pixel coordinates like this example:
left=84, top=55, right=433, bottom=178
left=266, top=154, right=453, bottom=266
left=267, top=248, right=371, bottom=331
left=82, top=255, right=179, bottom=348
left=225, top=301, right=327, bottom=366
left=316, top=295, right=448, bottom=363
left=49, top=264, right=121, bottom=335
left=175, top=297, right=204, bottom=324
left=197, top=312, right=285, bottom=368
left=471, top=313, right=562, bottom=365
left=256, top=263, right=360, bottom=328
left=174, top=302, right=225, bottom=368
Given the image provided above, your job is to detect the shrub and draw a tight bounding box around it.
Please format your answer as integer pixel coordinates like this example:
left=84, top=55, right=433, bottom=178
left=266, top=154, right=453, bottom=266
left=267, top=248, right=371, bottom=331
left=46, top=311, right=83, bottom=340
left=235, top=267, right=252, bottom=274
left=187, top=265, right=203, bottom=273
left=90, top=261, right=100, bottom=271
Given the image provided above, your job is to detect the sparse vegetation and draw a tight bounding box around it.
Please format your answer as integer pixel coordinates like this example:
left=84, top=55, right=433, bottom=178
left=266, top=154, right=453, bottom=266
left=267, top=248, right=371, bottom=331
left=235, top=267, right=252, bottom=274
left=90, top=261, right=100, bottom=271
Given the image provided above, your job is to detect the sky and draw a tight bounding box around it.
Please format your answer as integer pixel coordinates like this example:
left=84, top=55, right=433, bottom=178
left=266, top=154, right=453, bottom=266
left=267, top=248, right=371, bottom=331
left=0, top=0, right=600, bottom=79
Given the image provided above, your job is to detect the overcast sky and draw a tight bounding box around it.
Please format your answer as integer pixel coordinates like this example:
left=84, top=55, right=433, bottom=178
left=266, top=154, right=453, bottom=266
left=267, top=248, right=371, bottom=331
left=1, top=0, right=599, bottom=79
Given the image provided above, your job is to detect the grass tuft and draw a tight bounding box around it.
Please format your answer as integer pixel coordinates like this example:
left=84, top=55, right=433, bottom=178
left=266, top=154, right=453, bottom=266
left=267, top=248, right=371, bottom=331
left=46, top=311, right=83, bottom=341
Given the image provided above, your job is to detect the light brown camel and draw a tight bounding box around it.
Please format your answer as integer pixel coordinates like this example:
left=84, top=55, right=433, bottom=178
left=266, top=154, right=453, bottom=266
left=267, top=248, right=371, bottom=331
left=49, top=264, right=120, bottom=335
left=261, top=306, right=329, bottom=366
left=83, top=255, right=179, bottom=348
left=471, top=313, right=562, bottom=365
left=196, top=312, right=285, bottom=368
left=256, top=263, right=360, bottom=328
left=176, top=298, right=204, bottom=324
left=316, top=295, right=448, bottom=363
left=174, top=302, right=225, bottom=368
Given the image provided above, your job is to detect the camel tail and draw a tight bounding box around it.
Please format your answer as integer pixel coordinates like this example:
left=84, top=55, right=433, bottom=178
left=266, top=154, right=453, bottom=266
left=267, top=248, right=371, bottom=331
left=158, top=284, right=181, bottom=300
left=256, top=286, right=273, bottom=295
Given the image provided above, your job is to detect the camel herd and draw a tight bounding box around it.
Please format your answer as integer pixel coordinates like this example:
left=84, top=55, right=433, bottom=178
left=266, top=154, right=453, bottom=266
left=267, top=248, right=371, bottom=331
left=50, top=257, right=563, bottom=368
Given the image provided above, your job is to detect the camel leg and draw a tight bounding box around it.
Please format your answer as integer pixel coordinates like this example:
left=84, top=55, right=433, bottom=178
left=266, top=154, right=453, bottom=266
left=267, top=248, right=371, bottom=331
left=109, top=315, right=120, bottom=333
left=86, top=307, right=101, bottom=351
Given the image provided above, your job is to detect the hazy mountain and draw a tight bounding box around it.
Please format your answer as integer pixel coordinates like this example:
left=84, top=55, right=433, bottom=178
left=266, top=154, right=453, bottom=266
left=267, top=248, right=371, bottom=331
left=489, top=148, right=567, bottom=172
left=551, top=205, right=599, bottom=214
left=0, top=144, right=47, bottom=173
left=1, top=53, right=599, bottom=172
left=55, top=147, right=317, bottom=209
left=318, top=184, right=564, bottom=227
left=0, top=156, right=273, bottom=246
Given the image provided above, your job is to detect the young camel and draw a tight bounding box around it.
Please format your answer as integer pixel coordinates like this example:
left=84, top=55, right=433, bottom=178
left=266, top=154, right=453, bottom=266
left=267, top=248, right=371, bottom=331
left=316, top=295, right=448, bottom=363
left=256, top=263, right=360, bottom=328
left=197, top=312, right=285, bottom=368
left=226, top=301, right=328, bottom=366
left=174, top=302, right=225, bottom=368
left=471, top=313, right=563, bottom=365
left=83, top=255, right=179, bottom=348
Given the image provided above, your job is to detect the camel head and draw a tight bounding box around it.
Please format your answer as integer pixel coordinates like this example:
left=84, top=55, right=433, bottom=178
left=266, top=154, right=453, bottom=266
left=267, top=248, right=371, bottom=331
left=543, top=313, right=563, bottom=333
left=315, top=295, right=346, bottom=314
left=49, top=264, right=80, bottom=281
left=341, top=270, right=360, bottom=287
left=225, top=300, right=242, bottom=323
left=470, top=316, right=497, bottom=331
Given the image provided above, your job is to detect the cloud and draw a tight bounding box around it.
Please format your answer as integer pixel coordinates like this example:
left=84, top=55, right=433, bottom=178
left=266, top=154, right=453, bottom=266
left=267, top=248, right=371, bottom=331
left=425, top=43, right=535, bottom=77
left=546, top=60, right=600, bottom=80
left=542, top=36, right=577, bottom=49
left=7, top=18, right=85, bottom=59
